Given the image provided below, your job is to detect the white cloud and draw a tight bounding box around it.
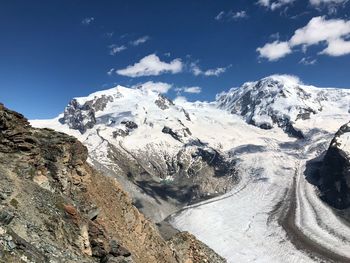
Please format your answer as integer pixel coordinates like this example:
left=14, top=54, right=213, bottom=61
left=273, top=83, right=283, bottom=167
left=257, top=0, right=296, bottom=10
left=257, top=41, right=292, bottom=61
left=191, top=64, right=202, bottom=76
left=130, top=36, right=150, bottom=46
left=258, top=16, right=350, bottom=61
left=174, top=96, right=188, bottom=104
left=289, top=16, right=350, bottom=46
left=175, top=86, right=202, bottom=94
left=258, top=0, right=271, bottom=7
left=215, top=10, right=248, bottom=21
left=107, top=68, right=115, bottom=76
left=320, top=38, right=350, bottom=56
left=204, top=67, right=228, bottom=76
left=81, top=17, right=95, bottom=25
left=190, top=63, right=230, bottom=76
left=259, top=0, right=347, bottom=12
left=310, top=0, right=348, bottom=13
left=215, top=11, right=225, bottom=20
left=299, top=57, right=317, bottom=65
left=133, top=81, right=172, bottom=94
left=184, top=86, right=202, bottom=93
left=309, top=0, right=348, bottom=6
left=116, top=54, right=183, bottom=77
left=230, top=11, right=248, bottom=19
left=109, top=45, right=127, bottom=55
left=270, top=32, right=280, bottom=40
left=269, top=74, right=302, bottom=84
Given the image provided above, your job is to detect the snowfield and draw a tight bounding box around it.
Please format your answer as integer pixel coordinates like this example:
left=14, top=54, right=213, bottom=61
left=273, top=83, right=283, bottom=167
left=31, top=75, right=350, bottom=262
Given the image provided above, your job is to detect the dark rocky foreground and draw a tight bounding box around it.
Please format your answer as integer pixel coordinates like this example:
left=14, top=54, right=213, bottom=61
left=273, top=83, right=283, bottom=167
left=0, top=103, right=226, bottom=263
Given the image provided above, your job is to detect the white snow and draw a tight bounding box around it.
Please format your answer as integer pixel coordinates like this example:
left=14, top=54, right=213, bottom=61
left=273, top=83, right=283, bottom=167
left=335, top=123, right=350, bottom=157
left=30, top=76, right=350, bottom=263
left=217, top=75, right=350, bottom=130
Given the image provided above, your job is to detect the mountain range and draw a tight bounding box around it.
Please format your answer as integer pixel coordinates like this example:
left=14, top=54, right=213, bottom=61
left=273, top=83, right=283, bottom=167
left=1, top=74, right=350, bottom=263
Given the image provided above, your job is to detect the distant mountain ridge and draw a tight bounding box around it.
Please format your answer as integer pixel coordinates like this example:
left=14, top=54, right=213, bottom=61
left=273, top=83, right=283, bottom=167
left=27, top=75, right=350, bottom=262
left=217, top=75, right=350, bottom=138
left=31, top=75, right=350, bottom=223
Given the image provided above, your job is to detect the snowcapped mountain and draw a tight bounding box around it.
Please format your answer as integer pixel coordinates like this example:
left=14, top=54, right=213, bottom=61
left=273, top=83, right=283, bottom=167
left=217, top=75, right=350, bottom=138
left=32, top=84, right=240, bottom=222
left=31, top=75, right=350, bottom=262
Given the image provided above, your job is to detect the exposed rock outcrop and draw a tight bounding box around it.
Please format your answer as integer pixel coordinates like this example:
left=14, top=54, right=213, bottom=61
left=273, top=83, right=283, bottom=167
left=0, top=103, right=225, bottom=263
left=59, top=99, right=97, bottom=134
left=169, top=232, right=227, bottom=263
left=155, top=95, right=174, bottom=110
left=318, top=122, right=350, bottom=210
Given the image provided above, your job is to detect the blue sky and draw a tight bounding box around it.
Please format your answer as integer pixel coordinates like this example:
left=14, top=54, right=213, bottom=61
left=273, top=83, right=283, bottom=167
left=0, top=0, right=350, bottom=119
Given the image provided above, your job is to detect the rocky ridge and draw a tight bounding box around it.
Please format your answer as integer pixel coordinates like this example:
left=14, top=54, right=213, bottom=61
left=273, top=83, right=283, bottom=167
left=318, top=122, right=350, bottom=210
left=0, top=103, right=225, bottom=263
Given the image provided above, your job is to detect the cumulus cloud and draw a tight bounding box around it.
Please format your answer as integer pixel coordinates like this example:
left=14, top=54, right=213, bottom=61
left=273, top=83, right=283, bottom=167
left=320, top=37, right=350, bottom=56
left=190, top=63, right=230, bottom=77
left=116, top=54, right=183, bottom=77
left=133, top=81, right=172, bottom=94
left=130, top=36, right=150, bottom=46
left=173, top=96, right=188, bottom=104
left=175, top=86, right=202, bottom=94
left=289, top=16, right=350, bottom=46
left=81, top=17, right=95, bottom=25
left=257, top=16, right=350, bottom=61
left=257, top=0, right=296, bottom=10
left=109, top=45, right=127, bottom=55
left=215, top=10, right=248, bottom=21
left=257, top=41, right=292, bottom=61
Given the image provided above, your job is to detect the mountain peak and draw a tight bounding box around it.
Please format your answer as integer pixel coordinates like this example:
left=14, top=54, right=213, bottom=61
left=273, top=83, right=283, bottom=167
left=261, top=74, right=302, bottom=86
left=216, top=75, right=324, bottom=137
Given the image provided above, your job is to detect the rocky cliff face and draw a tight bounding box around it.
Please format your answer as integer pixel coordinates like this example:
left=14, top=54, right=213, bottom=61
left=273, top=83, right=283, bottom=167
left=318, top=122, right=350, bottom=210
left=0, top=104, right=225, bottom=263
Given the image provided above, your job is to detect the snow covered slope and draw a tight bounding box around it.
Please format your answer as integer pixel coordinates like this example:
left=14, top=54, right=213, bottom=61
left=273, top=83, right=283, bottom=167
left=31, top=75, right=350, bottom=262
left=32, top=84, right=239, bottom=222
left=217, top=75, right=350, bottom=138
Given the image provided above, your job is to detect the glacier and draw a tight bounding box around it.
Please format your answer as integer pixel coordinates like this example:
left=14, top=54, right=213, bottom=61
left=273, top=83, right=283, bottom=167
left=31, top=75, right=350, bottom=262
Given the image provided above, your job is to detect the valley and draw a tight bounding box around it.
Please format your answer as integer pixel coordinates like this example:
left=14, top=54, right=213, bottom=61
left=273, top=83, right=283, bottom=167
left=30, top=75, right=350, bottom=262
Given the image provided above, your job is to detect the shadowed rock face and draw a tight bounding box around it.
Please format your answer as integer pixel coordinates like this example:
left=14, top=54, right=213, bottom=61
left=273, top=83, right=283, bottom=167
left=0, top=103, right=225, bottom=263
left=59, top=99, right=97, bottom=134
left=154, top=95, right=174, bottom=110
left=59, top=95, right=116, bottom=134
left=319, top=122, right=350, bottom=210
